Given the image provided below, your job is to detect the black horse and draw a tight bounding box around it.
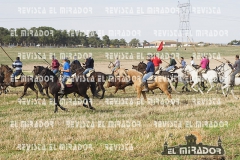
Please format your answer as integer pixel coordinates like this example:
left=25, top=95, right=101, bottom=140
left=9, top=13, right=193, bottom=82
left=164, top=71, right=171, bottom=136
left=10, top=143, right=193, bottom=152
left=39, top=67, right=96, bottom=113
left=33, top=66, right=51, bottom=98
left=71, top=63, right=106, bottom=99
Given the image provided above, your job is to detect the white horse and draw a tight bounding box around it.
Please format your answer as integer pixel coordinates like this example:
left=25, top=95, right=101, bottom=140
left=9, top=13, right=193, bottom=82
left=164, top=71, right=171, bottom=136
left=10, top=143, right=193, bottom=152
left=160, top=67, right=190, bottom=92
left=220, top=63, right=240, bottom=99
left=183, top=64, right=218, bottom=94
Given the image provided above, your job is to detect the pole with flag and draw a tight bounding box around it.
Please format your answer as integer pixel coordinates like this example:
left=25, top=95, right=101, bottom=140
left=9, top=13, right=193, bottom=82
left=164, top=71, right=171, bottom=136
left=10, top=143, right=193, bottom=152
left=157, top=41, right=164, bottom=51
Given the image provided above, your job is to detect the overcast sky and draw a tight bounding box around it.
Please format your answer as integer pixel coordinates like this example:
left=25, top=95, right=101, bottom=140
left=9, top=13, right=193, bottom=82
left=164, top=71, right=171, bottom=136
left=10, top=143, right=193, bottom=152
left=0, top=0, right=239, bottom=43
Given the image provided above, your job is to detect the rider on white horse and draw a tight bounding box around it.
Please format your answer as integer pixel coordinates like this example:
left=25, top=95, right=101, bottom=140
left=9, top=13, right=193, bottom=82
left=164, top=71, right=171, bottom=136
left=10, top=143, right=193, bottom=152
left=230, top=55, right=240, bottom=86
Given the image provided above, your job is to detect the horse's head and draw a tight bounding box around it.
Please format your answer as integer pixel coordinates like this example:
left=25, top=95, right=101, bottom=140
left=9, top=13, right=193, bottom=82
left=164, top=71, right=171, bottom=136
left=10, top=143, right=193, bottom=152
left=33, top=66, right=44, bottom=76
left=39, top=67, right=49, bottom=77
left=1, top=64, right=12, bottom=74
left=137, top=62, right=147, bottom=72
left=108, top=61, right=114, bottom=68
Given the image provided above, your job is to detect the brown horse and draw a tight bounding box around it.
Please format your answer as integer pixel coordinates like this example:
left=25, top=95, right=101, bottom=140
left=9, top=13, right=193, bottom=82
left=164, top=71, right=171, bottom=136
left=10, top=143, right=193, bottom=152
left=71, top=63, right=106, bottom=99
left=39, top=67, right=96, bottom=112
left=126, top=69, right=175, bottom=100
left=0, top=67, right=9, bottom=95
left=33, top=66, right=51, bottom=98
left=1, top=64, right=42, bottom=99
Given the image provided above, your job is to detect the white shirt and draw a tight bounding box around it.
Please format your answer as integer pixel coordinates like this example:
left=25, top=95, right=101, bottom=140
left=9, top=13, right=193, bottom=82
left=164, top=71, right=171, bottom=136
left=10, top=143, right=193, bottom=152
left=191, top=60, right=195, bottom=65
left=114, top=59, right=120, bottom=67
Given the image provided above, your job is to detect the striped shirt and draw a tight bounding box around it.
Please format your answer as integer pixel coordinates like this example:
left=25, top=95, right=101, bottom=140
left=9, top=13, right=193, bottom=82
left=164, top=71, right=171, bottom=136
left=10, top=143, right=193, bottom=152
left=12, top=60, right=22, bottom=71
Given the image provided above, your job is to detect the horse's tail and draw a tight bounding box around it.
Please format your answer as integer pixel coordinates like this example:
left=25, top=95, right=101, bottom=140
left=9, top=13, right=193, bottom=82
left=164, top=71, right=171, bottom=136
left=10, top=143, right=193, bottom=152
left=167, top=78, right=179, bottom=93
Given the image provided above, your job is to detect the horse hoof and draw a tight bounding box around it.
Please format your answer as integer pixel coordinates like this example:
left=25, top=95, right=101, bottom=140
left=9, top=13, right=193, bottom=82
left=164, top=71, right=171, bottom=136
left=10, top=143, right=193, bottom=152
left=90, top=107, right=95, bottom=110
left=64, top=108, right=69, bottom=112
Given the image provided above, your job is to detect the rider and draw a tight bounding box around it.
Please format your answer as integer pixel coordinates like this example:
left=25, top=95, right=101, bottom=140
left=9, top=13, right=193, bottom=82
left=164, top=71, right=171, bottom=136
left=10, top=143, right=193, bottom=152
left=11, top=57, right=22, bottom=84
left=83, top=55, right=94, bottom=75
left=59, top=58, right=71, bottom=94
left=190, top=56, right=195, bottom=66
left=51, top=55, right=60, bottom=74
left=165, top=55, right=177, bottom=72
left=198, top=56, right=208, bottom=75
left=71, top=55, right=81, bottom=66
left=142, top=56, right=155, bottom=92
left=230, top=55, right=240, bottom=86
left=179, top=57, right=186, bottom=68
left=112, top=57, right=120, bottom=73
left=151, top=54, right=162, bottom=73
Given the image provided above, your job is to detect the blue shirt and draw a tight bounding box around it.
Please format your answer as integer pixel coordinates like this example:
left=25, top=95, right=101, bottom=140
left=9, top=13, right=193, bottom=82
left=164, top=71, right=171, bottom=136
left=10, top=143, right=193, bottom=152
left=12, top=60, right=22, bottom=71
left=146, top=61, right=155, bottom=73
left=63, top=62, right=71, bottom=76
left=181, top=60, right=186, bottom=67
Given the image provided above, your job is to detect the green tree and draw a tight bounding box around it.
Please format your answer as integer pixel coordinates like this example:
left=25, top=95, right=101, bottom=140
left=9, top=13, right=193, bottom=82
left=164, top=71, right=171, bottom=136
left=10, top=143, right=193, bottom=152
left=102, top=35, right=110, bottom=47
left=129, top=38, right=140, bottom=47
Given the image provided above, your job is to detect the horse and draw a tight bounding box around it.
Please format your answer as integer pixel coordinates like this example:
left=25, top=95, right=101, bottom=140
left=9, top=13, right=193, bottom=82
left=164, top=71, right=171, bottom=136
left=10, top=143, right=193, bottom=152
left=183, top=64, right=218, bottom=94
left=1, top=64, right=43, bottom=99
left=135, top=61, right=147, bottom=74
left=108, top=62, right=128, bottom=77
left=126, top=69, right=176, bottom=100
left=0, top=68, right=9, bottom=95
left=219, top=63, right=240, bottom=99
left=39, top=67, right=96, bottom=112
left=72, top=65, right=106, bottom=99
left=33, top=66, right=51, bottom=98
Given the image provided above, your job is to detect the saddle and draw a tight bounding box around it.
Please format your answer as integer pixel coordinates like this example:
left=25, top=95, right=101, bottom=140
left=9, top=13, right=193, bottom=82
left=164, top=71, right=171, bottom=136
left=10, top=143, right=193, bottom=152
left=169, top=66, right=178, bottom=73
left=146, top=75, right=155, bottom=84
left=86, top=69, right=95, bottom=77
left=65, top=77, right=74, bottom=87
left=15, top=73, right=24, bottom=80
left=15, top=75, right=21, bottom=80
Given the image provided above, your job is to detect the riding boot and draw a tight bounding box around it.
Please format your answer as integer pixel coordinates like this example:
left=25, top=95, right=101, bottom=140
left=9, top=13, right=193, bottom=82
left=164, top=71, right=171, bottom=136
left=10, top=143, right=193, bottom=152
left=142, top=82, right=149, bottom=92
left=58, top=82, right=65, bottom=94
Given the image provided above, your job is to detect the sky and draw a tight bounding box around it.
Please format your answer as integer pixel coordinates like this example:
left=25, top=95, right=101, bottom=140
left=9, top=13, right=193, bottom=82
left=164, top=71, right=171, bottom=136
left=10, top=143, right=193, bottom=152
left=0, top=0, right=239, bottom=44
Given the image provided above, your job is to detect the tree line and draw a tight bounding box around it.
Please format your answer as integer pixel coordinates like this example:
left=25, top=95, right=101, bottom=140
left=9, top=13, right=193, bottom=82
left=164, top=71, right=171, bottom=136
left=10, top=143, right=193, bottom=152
left=0, top=26, right=144, bottom=48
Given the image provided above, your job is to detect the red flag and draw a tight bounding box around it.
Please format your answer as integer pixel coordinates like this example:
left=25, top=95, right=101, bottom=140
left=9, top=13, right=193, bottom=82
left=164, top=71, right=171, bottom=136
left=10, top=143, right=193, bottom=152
left=157, top=41, right=163, bottom=51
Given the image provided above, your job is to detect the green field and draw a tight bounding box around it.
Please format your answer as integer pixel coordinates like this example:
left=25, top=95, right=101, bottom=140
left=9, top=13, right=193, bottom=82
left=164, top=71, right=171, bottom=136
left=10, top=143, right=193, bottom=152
left=0, top=46, right=240, bottom=160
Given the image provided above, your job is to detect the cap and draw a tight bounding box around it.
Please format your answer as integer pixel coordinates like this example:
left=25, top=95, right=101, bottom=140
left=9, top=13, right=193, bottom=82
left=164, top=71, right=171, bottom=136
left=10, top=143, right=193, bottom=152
left=146, top=56, right=151, bottom=60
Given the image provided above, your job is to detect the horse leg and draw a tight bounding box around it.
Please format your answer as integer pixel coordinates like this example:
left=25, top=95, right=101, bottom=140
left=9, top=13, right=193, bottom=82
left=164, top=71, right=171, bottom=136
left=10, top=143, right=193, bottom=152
left=191, top=81, right=199, bottom=92
left=230, top=87, right=239, bottom=99
left=141, top=91, right=147, bottom=101
left=206, top=81, right=213, bottom=94
left=174, top=79, right=178, bottom=89
left=197, top=82, right=204, bottom=94
left=45, top=87, right=51, bottom=98
left=36, top=82, right=45, bottom=96
left=82, top=93, right=95, bottom=110
left=114, top=87, right=118, bottom=94
left=20, top=85, right=28, bottom=99
left=99, top=83, right=105, bottom=99
left=221, top=84, right=229, bottom=97
left=123, top=88, right=126, bottom=93
left=29, top=83, right=38, bottom=99
left=54, top=94, right=67, bottom=113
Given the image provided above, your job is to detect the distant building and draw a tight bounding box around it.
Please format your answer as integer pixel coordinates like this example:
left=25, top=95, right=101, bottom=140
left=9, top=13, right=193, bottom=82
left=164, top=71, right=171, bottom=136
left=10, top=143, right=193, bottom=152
left=149, top=40, right=178, bottom=48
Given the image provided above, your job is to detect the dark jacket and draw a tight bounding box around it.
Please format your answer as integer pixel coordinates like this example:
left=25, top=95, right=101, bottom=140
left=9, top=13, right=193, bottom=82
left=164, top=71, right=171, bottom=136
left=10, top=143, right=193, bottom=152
left=146, top=61, right=155, bottom=73
left=86, top=58, right=94, bottom=68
